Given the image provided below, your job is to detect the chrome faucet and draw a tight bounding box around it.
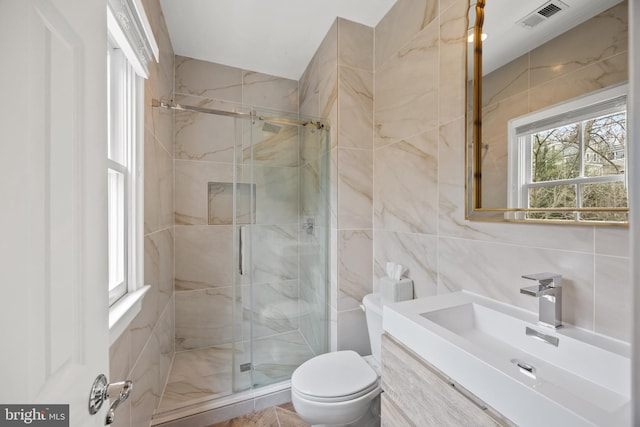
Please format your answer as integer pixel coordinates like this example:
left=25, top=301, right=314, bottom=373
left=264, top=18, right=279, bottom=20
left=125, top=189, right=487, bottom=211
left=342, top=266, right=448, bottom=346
left=520, top=272, right=562, bottom=329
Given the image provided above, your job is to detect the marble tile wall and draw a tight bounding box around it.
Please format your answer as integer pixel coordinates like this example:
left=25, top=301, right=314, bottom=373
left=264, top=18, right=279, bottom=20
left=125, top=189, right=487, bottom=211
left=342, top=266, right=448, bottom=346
left=299, top=18, right=375, bottom=354
left=481, top=2, right=628, bottom=207
left=173, top=55, right=304, bottom=352
left=108, top=1, right=176, bottom=427
left=373, top=0, right=631, bottom=343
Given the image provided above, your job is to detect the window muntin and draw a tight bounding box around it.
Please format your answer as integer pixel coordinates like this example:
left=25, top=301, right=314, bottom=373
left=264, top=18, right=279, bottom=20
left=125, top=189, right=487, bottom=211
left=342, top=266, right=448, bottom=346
left=508, top=85, right=627, bottom=222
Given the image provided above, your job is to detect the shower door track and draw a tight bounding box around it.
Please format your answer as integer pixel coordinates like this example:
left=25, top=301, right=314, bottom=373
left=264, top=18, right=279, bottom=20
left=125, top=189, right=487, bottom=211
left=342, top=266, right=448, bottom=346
left=152, top=98, right=327, bottom=130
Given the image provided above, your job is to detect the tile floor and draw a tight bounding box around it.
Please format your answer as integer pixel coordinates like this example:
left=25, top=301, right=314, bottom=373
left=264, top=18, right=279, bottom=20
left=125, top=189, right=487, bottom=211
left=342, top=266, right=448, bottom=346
left=206, top=403, right=309, bottom=427
left=157, top=331, right=315, bottom=415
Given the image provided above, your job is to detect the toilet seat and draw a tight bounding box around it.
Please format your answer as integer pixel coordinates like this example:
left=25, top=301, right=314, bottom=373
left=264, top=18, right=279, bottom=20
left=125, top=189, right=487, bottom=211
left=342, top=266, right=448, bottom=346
left=291, top=350, right=379, bottom=403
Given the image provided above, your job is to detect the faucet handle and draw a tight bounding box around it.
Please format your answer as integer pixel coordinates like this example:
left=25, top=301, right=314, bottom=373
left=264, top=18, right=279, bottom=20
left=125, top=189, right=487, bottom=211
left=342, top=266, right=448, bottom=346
left=522, top=272, right=562, bottom=287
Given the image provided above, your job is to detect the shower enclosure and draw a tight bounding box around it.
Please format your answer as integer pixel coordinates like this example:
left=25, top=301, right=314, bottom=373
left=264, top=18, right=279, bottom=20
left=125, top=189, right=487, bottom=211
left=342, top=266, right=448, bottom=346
left=154, top=98, right=330, bottom=417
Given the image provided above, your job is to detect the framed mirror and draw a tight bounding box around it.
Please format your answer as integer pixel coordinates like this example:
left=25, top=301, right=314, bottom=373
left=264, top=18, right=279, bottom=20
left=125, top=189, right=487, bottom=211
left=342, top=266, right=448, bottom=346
left=466, top=0, right=629, bottom=224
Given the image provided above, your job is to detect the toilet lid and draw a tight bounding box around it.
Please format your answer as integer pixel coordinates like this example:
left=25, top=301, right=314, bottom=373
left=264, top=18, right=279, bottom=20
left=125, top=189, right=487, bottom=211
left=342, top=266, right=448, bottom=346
left=292, top=351, right=378, bottom=399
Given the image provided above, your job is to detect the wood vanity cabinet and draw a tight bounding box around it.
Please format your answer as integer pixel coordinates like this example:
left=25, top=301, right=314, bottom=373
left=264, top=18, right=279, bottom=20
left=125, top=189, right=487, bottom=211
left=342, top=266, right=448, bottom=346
left=381, top=334, right=514, bottom=427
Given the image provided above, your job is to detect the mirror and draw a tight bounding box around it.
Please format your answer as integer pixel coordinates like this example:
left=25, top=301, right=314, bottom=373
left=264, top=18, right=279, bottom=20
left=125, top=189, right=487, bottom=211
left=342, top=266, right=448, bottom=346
left=466, top=0, right=629, bottom=224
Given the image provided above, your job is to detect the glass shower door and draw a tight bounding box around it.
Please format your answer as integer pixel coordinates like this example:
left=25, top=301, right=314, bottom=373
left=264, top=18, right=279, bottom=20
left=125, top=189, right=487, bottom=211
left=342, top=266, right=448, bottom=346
left=231, top=112, right=329, bottom=389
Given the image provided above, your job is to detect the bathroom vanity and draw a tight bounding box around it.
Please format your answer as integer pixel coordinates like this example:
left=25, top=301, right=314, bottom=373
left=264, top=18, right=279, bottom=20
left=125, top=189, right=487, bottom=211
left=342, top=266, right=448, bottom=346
left=380, top=291, right=631, bottom=427
left=381, top=334, right=510, bottom=426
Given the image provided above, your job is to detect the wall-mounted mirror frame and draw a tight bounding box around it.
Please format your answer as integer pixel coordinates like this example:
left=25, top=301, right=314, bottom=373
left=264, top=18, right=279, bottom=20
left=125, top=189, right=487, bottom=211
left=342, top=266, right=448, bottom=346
left=465, top=0, right=629, bottom=225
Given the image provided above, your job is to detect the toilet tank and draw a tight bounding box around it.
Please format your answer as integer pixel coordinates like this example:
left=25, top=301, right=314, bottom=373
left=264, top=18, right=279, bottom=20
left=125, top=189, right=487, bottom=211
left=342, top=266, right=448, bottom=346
left=362, top=293, right=383, bottom=362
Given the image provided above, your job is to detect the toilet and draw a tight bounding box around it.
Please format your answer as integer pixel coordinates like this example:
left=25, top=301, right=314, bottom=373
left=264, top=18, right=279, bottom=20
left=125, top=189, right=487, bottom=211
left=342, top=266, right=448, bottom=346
left=291, top=293, right=384, bottom=426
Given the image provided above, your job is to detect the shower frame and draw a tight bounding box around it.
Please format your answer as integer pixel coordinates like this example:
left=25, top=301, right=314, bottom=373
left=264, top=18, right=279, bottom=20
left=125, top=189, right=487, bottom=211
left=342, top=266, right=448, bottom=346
left=154, top=97, right=330, bottom=411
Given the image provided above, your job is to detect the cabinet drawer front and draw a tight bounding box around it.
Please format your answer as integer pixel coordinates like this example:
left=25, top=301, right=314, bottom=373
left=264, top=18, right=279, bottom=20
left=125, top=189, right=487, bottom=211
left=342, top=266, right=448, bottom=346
left=381, top=393, right=414, bottom=427
left=381, top=334, right=502, bottom=427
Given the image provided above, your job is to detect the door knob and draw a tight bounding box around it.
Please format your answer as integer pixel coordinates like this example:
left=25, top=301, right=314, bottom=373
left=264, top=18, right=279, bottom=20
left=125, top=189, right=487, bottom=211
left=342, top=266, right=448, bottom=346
left=88, top=374, right=133, bottom=425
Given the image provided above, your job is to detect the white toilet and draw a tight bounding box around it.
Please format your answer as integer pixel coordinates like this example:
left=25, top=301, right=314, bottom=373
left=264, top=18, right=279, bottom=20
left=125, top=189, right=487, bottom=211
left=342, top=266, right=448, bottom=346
left=291, top=293, right=384, bottom=426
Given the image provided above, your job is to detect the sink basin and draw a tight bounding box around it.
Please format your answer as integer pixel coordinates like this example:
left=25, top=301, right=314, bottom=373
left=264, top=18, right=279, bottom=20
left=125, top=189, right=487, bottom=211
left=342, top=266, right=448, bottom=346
left=383, top=291, right=631, bottom=427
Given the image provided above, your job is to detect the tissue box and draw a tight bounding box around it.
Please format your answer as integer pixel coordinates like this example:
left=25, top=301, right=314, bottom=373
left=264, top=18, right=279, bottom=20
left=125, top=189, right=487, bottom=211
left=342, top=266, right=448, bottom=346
left=379, top=276, right=414, bottom=304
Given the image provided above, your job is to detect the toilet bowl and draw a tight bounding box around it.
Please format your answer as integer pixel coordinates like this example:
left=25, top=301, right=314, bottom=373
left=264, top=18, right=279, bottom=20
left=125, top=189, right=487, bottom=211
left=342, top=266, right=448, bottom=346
left=291, top=293, right=384, bottom=426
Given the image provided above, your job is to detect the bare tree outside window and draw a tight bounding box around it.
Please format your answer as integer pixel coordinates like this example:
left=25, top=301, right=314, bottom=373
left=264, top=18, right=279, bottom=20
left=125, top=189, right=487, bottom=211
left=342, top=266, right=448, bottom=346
left=526, top=111, right=627, bottom=222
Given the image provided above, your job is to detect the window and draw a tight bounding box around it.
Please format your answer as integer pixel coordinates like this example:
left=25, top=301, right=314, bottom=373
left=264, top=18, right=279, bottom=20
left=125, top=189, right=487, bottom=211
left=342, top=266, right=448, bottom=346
left=107, top=40, right=140, bottom=305
left=106, top=0, right=156, bottom=307
left=508, top=85, right=627, bottom=222
left=106, top=0, right=157, bottom=341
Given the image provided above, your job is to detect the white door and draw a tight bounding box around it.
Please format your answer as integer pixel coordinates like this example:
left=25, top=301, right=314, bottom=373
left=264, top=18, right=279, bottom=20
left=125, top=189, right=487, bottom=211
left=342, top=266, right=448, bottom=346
left=0, top=0, right=110, bottom=425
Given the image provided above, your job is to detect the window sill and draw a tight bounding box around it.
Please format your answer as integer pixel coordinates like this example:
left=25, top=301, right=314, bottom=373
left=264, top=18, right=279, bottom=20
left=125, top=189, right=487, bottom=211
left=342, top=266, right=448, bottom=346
left=109, top=285, right=151, bottom=346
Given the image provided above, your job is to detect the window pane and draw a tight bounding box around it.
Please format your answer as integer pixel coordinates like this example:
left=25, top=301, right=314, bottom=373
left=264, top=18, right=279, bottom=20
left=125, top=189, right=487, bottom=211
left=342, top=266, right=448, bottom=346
left=108, top=46, right=127, bottom=165
left=584, top=112, right=626, bottom=177
left=108, top=168, right=126, bottom=292
left=529, top=184, right=576, bottom=209
left=581, top=182, right=628, bottom=208
left=531, top=124, right=579, bottom=182
left=526, top=211, right=576, bottom=221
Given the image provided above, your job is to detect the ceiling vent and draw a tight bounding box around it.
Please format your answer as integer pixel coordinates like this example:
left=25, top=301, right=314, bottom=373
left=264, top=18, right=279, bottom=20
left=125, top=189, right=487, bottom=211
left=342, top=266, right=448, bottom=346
left=518, top=1, right=568, bottom=28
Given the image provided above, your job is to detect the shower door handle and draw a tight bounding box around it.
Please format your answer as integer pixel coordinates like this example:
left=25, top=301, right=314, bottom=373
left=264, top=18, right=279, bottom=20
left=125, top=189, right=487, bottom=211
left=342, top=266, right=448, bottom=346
left=239, top=226, right=245, bottom=276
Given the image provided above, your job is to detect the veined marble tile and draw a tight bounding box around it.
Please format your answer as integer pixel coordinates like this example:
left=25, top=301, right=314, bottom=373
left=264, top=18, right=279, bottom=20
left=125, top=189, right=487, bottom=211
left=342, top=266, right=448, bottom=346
left=129, top=280, right=159, bottom=363
left=439, top=0, right=462, bottom=17
left=338, top=229, right=373, bottom=311
left=375, top=21, right=439, bottom=149
left=142, top=0, right=174, bottom=100
left=174, top=160, right=235, bottom=225
left=438, top=0, right=467, bottom=125
left=157, top=344, right=238, bottom=413
left=594, top=255, right=631, bottom=341
left=242, top=71, right=298, bottom=114
left=208, top=182, right=252, bottom=225
left=338, top=66, right=373, bottom=150
left=337, top=308, right=370, bottom=356
left=144, top=132, right=173, bottom=234
left=337, top=18, right=373, bottom=71
left=595, top=226, right=630, bottom=257
left=483, top=54, right=529, bottom=108
left=299, top=290, right=329, bottom=356
left=174, top=225, right=233, bottom=291
left=530, top=2, right=628, bottom=87
left=175, top=56, right=242, bottom=102
left=175, top=287, right=236, bottom=351
left=375, top=131, right=438, bottom=234
left=109, top=329, right=130, bottom=384
left=130, top=330, right=161, bottom=427
left=252, top=224, right=299, bottom=284
left=338, top=148, right=373, bottom=229
left=480, top=94, right=529, bottom=208
left=301, top=124, right=329, bottom=166
left=529, top=52, right=627, bottom=113
left=330, top=225, right=339, bottom=311
left=145, top=82, right=174, bottom=156
left=251, top=331, right=315, bottom=387
left=242, top=280, right=299, bottom=339
left=299, top=56, right=320, bottom=117
left=438, top=237, right=595, bottom=330
left=174, top=110, right=236, bottom=163
left=329, top=148, right=338, bottom=230
left=156, top=297, right=175, bottom=388
left=145, top=228, right=174, bottom=311
left=253, top=165, right=299, bottom=225
left=246, top=124, right=299, bottom=167
left=374, top=230, right=437, bottom=298
left=300, top=162, right=322, bottom=217
left=318, top=22, right=338, bottom=150
left=437, top=122, right=474, bottom=239
left=375, top=0, right=439, bottom=69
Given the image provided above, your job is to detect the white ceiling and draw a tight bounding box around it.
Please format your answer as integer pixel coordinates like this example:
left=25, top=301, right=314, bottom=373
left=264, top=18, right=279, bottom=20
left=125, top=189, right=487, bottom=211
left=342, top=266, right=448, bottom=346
left=159, top=0, right=623, bottom=81
left=159, top=0, right=397, bottom=80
